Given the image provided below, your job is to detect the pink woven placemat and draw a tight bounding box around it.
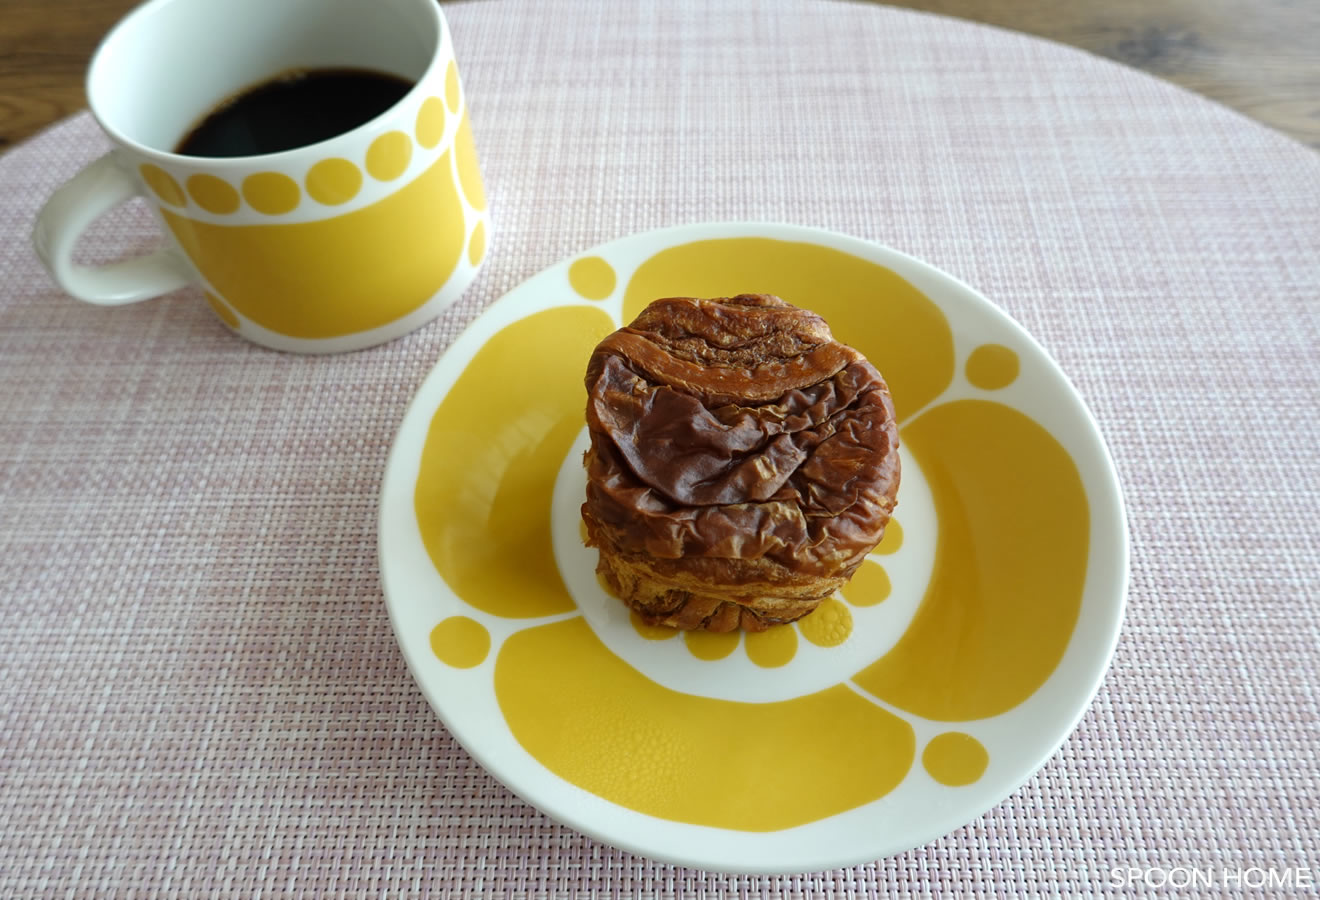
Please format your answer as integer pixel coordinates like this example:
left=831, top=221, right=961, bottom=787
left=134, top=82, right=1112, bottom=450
left=3, top=0, right=1318, bottom=896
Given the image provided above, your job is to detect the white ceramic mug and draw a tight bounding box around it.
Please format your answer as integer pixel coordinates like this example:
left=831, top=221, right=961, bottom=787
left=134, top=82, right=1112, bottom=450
left=33, top=0, right=489, bottom=353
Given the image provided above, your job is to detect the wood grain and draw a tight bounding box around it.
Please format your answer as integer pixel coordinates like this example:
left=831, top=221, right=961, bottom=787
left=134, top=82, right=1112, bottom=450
left=883, top=0, right=1320, bottom=150
left=0, top=0, right=137, bottom=148
left=0, top=0, right=1316, bottom=150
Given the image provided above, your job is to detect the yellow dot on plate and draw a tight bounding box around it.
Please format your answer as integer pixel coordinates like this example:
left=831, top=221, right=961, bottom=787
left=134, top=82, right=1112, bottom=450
left=468, top=220, right=487, bottom=266
left=568, top=256, right=617, bottom=300
left=204, top=292, right=239, bottom=329
left=874, top=519, right=904, bottom=555
left=366, top=131, right=413, bottom=181
left=745, top=625, right=798, bottom=668
left=922, top=732, right=989, bottom=786
left=429, top=616, right=490, bottom=669
left=139, top=164, right=185, bottom=206
left=841, top=559, right=890, bottom=608
left=965, top=343, right=1020, bottom=390
left=445, top=60, right=461, bottom=112
left=454, top=113, right=486, bottom=210
left=416, top=96, right=447, bottom=149
left=798, top=597, right=853, bottom=647
left=630, top=611, right=678, bottom=641
left=684, top=630, right=740, bottom=661
left=186, top=174, right=240, bottom=214
left=242, top=171, right=300, bottom=215
left=305, top=158, right=362, bottom=206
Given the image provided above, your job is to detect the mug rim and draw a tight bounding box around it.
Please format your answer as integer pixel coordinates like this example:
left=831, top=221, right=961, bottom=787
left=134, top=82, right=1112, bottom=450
left=85, top=0, right=449, bottom=169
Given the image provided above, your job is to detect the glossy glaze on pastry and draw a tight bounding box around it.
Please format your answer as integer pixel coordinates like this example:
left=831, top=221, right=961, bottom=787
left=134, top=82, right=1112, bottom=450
left=582, top=294, right=901, bottom=632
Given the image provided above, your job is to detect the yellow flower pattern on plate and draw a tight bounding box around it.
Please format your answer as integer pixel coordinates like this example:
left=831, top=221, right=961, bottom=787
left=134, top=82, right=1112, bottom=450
left=411, top=235, right=1091, bottom=831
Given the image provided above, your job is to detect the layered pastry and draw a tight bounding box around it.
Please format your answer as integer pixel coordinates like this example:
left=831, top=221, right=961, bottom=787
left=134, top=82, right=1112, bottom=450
left=581, top=294, right=901, bottom=633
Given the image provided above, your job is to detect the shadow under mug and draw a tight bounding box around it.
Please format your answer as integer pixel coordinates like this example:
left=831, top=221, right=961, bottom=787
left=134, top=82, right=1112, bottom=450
left=33, top=0, right=489, bottom=354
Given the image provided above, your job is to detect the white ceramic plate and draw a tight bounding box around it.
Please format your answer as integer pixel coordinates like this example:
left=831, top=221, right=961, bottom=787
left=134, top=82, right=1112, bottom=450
left=379, top=222, right=1128, bottom=873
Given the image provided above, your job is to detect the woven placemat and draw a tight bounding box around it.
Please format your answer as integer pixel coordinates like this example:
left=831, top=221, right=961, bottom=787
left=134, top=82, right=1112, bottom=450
left=2, top=0, right=1317, bottom=896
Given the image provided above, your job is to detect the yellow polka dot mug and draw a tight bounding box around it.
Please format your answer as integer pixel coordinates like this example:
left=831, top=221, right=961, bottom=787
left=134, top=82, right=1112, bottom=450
left=32, top=0, right=488, bottom=353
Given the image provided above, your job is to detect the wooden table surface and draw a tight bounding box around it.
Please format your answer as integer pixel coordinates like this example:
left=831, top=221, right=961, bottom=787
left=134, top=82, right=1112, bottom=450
left=1, top=0, right=1317, bottom=151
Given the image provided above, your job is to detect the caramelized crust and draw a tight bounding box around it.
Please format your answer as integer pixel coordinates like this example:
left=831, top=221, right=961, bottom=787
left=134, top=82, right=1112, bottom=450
left=581, top=294, right=900, bottom=632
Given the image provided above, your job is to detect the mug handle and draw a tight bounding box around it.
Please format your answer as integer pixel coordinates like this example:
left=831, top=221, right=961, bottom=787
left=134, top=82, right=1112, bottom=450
left=32, top=152, right=194, bottom=305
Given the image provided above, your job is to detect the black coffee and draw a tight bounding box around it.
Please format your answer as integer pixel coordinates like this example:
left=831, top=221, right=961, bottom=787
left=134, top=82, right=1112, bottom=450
left=175, top=67, right=413, bottom=158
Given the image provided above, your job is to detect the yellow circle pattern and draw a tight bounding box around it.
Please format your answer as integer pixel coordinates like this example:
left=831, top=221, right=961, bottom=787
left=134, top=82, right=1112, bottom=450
left=445, top=60, right=461, bottom=113
left=568, top=256, right=617, bottom=300
left=305, top=158, right=363, bottom=206
left=922, top=732, right=989, bottom=786
left=430, top=616, right=490, bottom=669
left=630, top=611, right=678, bottom=641
left=187, top=174, right=240, bottom=214
left=140, top=164, right=185, bottom=206
left=842, top=560, right=892, bottom=607
left=966, top=343, right=1021, bottom=390
left=745, top=626, right=798, bottom=668
left=798, top=597, right=853, bottom=647
left=454, top=114, right=487, bottom=210
left=367, top=131, right=413, bottom=182
left=416, top=97, right=447, bottom=149
left=874, top=519, right=904, bottom=555
left=468, top=221, right=488, bottom=266
left=684, top=630, right=739, bottom=661
left=242, top=172, right=301, bottom=216
left=158, top=90, right=482, bottom=220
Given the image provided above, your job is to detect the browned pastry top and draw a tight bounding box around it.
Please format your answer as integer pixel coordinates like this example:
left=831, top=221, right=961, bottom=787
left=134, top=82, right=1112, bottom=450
left=583, top=294, right=900, bottom=579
